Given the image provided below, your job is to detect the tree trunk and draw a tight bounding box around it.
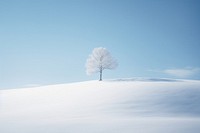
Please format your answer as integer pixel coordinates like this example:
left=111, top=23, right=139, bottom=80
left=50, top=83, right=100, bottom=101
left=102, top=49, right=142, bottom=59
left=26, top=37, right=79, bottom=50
left=99, top=68, right=102, bottom=81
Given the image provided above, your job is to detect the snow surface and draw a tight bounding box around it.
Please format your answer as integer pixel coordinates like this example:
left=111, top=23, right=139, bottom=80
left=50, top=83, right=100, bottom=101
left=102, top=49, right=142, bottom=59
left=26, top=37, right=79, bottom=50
left=1, top=78, right=200, bottom=133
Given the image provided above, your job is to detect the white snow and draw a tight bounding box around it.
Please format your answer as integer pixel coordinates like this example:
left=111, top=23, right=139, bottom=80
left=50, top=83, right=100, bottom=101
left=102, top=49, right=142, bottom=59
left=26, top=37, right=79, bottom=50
left=1, top=78, right=200, bottom=133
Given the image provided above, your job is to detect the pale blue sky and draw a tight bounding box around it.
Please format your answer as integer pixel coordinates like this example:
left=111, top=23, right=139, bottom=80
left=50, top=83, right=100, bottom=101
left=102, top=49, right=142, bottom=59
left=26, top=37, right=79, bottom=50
left=0, top=0, right=200, bottom=89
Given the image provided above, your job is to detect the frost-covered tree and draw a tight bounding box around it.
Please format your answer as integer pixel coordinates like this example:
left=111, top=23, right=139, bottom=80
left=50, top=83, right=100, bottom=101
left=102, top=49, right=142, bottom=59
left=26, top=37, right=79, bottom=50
left=86, top=47, right=118, bottom=81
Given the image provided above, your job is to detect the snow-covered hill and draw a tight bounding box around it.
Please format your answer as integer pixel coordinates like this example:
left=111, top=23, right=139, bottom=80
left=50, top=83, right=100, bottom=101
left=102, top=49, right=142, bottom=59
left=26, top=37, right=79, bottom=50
left=1, top=78, right=200, bottom=133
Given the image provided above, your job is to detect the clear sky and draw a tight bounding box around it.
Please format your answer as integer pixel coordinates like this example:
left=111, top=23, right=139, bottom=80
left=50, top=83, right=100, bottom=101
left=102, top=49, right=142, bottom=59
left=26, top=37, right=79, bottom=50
left=0, top=0, right=200, bottom=89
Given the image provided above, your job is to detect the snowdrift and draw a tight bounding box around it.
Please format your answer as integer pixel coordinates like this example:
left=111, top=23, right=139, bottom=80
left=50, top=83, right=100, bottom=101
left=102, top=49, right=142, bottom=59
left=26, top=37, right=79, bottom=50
left=1, top=78, right=200, bottom=133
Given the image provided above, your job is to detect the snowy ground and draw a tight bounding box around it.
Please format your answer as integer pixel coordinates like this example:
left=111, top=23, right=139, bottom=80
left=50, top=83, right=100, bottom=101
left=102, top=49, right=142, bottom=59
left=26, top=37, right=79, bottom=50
left=1, top=78, right=200, bottom=133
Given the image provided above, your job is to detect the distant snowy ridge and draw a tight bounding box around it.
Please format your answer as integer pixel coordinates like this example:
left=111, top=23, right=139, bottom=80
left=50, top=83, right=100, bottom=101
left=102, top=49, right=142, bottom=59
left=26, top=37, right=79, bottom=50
left=106, top=77, right=182, bottom=82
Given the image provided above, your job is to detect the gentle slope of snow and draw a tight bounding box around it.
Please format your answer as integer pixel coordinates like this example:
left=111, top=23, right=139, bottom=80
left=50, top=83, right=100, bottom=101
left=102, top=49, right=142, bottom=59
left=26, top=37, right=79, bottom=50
left=1, top=78, right=200, bottom=133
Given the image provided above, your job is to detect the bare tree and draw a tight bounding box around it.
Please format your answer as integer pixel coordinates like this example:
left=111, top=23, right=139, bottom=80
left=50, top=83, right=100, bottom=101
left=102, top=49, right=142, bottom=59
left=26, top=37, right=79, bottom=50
left=86, top=47, right=118, bottom=81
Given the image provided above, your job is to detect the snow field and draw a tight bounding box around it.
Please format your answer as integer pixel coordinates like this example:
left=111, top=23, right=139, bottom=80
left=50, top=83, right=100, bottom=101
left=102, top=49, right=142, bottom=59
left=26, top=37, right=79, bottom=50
left=1, top=79, right=200, bottom=133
